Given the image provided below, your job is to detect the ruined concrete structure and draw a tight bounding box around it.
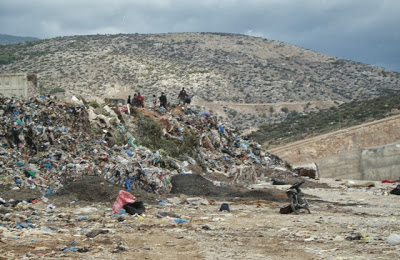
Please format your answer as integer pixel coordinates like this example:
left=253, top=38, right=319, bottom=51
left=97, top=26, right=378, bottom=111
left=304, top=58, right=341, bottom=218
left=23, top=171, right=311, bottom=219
left=270, top=115, right=400, bottom=181
left=316, top=142, right=400, bottom=181
left=0, top=73, right=28, bottom=98
left=0, top=73, right=38, bottom=98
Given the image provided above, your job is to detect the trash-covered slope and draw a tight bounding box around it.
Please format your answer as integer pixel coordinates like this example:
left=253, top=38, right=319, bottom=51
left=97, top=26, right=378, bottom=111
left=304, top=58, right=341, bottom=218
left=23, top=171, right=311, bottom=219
left=0, top=94, right=289, bottom=200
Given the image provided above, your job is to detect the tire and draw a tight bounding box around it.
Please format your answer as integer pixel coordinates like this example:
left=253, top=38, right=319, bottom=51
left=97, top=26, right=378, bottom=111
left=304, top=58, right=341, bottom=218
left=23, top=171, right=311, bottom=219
left=289, top=196, right=299, bottom=214
left=302, top=198, right=311, bottom=214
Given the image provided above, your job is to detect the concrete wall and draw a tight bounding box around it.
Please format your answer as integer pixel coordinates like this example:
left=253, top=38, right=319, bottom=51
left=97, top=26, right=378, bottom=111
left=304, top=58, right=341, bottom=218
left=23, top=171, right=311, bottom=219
left=316, top=142, right=400, bottom=181
left=269, top=115, right=400, bottom=166
left=0, top=73, right=28, bottom=98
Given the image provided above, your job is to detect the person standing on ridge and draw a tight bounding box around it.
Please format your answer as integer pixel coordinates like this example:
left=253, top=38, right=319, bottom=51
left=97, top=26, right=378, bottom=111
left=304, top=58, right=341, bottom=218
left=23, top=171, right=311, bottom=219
left=178, top=87, right=187, bottom=105
left=132, top=93, right=138, bottom=106
left=136, top=92, right=144, bottom=107
left=153, top=95, right=157, bottom=108
left=159, top=92, right=167, bottom=109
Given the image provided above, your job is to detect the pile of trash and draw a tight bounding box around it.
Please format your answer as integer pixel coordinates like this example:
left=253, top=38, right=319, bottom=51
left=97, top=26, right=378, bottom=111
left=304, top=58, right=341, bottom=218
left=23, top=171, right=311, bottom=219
left=0, top=93, right=288, bottom=199
left=145, top=105, right=287, bottom=184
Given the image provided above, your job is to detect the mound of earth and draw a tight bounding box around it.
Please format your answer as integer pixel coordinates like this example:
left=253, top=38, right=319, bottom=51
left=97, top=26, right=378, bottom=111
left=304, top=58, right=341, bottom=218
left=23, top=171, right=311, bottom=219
left=170, top=174, right=287, bottom=202
left=0, top=172, right=328, bottom=207
left=0, top=185, right=42, bottom=201
left=52, top=176, right=163, bottom=206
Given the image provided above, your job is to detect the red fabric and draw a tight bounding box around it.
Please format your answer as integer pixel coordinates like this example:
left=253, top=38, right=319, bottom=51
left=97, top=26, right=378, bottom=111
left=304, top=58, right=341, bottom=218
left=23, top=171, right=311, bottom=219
left=382, top=180, right=396, bottom=183
left=136, top=95, right=144, bottom=102
left=112, top=190, right=136, bottom=214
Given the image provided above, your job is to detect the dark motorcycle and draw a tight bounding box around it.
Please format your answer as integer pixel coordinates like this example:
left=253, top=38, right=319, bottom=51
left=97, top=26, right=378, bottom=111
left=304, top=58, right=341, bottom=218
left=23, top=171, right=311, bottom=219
left=286, top=180, right=310, bottom=214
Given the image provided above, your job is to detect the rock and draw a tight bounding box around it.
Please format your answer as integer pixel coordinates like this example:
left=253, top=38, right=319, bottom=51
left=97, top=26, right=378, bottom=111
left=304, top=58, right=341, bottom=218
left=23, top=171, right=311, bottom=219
left=387, top=234, right=400, bottom=244
left=86, top=229, right=109, bottom=238
left=185, top=197, right=210, bottom=205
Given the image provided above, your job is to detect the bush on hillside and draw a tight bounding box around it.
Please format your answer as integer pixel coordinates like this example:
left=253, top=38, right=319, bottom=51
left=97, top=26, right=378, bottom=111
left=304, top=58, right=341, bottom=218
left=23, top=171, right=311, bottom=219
left=136, top=116, right=199, bottom=158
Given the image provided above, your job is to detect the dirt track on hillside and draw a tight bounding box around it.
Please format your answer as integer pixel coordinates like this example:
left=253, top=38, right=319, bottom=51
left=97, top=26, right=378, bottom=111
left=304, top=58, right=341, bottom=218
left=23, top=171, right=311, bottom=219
left=194, top=99, right=336, bottom=119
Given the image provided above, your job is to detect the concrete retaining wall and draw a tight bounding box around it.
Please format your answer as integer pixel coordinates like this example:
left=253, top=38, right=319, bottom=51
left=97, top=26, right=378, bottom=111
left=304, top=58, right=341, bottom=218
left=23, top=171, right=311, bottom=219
left=269, top=115, right=400, bottom=166
left=316, top=142, right=400, bottom=181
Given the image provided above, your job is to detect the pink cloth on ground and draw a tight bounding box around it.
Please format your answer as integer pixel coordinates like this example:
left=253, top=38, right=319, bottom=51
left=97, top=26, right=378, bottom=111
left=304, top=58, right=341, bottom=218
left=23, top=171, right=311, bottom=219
left=112, top=190, right=136, bottom=214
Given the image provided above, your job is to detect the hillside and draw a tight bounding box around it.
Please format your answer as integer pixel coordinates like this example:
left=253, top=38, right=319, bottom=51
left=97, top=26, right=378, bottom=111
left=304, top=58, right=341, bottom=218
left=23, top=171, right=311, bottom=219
left=1, top=33, right=400, bottom=129
left=0, top=34, right=40, bottom=45
left=1, top=94, right=400, bottom=259
left=250, top=92, right=400, bottom=146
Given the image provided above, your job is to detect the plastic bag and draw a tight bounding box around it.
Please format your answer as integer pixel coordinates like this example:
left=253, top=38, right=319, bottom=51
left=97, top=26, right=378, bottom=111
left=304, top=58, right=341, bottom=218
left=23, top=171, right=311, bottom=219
left=112, top=190, right=136, bottom=214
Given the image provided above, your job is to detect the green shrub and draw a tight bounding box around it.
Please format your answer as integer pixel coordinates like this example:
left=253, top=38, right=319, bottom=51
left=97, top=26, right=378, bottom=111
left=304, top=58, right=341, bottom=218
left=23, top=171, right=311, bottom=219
left=89, top=100, right=100, bottom=108
left=0, top=52, right=21, bottom=64
left=49, top=87, right=65, bottom=94
left=230, top=110, right=238, bottom=118
left=136, top=116, right=199, bottom=158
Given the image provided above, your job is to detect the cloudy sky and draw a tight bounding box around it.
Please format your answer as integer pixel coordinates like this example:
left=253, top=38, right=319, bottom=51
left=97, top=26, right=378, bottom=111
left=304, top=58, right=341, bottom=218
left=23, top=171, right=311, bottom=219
left=1, top=0, right=399, bottom=72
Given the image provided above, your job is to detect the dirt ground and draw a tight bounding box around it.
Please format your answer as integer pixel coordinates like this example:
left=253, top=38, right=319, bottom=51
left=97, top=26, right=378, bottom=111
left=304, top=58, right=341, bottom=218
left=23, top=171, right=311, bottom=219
left=1, top=176, right=400, bottom=259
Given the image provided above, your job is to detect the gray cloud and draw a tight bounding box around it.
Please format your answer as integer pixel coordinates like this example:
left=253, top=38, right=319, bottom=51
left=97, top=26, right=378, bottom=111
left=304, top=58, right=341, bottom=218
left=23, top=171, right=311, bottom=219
left=1, top=0, right=399, bottom=72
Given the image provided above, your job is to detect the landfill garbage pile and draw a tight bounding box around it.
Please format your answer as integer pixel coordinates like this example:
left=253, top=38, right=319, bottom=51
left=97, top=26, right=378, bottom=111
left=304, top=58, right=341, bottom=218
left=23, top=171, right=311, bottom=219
left=3, top=96, right=400, bottom=259
left=0, top=93, right=289, bottom=201
left=134, top=105, right=288, bottom=186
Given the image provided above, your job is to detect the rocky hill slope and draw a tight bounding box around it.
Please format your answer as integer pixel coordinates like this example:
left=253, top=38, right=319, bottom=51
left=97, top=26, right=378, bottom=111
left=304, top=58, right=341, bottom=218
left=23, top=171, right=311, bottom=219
left=0, top=34, right=40, bottom=45
left=1, top=33, right=400, bottom=129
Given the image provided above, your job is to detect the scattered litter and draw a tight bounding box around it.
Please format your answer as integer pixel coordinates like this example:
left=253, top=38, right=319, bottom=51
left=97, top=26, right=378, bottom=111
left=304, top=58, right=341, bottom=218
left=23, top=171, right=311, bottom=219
left=62, top=247, right=78, bottom=252
left=123, top=201, right=146, bottom=215
left=158, top=201, right=168, bottom=206
left=112, top=190, right=136, bottom=214
left=172, top=219, right=189, bottom=224
left=390, top=185, right=400, bottom=195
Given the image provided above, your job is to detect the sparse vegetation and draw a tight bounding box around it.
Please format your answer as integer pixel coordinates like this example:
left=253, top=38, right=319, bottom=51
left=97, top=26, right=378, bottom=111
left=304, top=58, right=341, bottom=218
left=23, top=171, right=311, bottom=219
left=249, top=92, right=400, bottom=145
left=49, top=87, right=66, bottom=94
left=136, top=115, right=199, bottom=158
left=89, top=100, right=100, bottom=108
left=1, top=32, right=400, bottom=130
left=229, top=109, right=238, bottom=118
left=0, top=49, right=21, bottom=64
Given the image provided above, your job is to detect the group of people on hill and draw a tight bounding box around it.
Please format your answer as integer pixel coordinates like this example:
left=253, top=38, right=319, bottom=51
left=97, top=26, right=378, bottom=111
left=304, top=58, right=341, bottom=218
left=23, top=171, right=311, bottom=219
left=127, top=87, right=192, bottom=110
left=127, top=93, right=144, bottom=107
